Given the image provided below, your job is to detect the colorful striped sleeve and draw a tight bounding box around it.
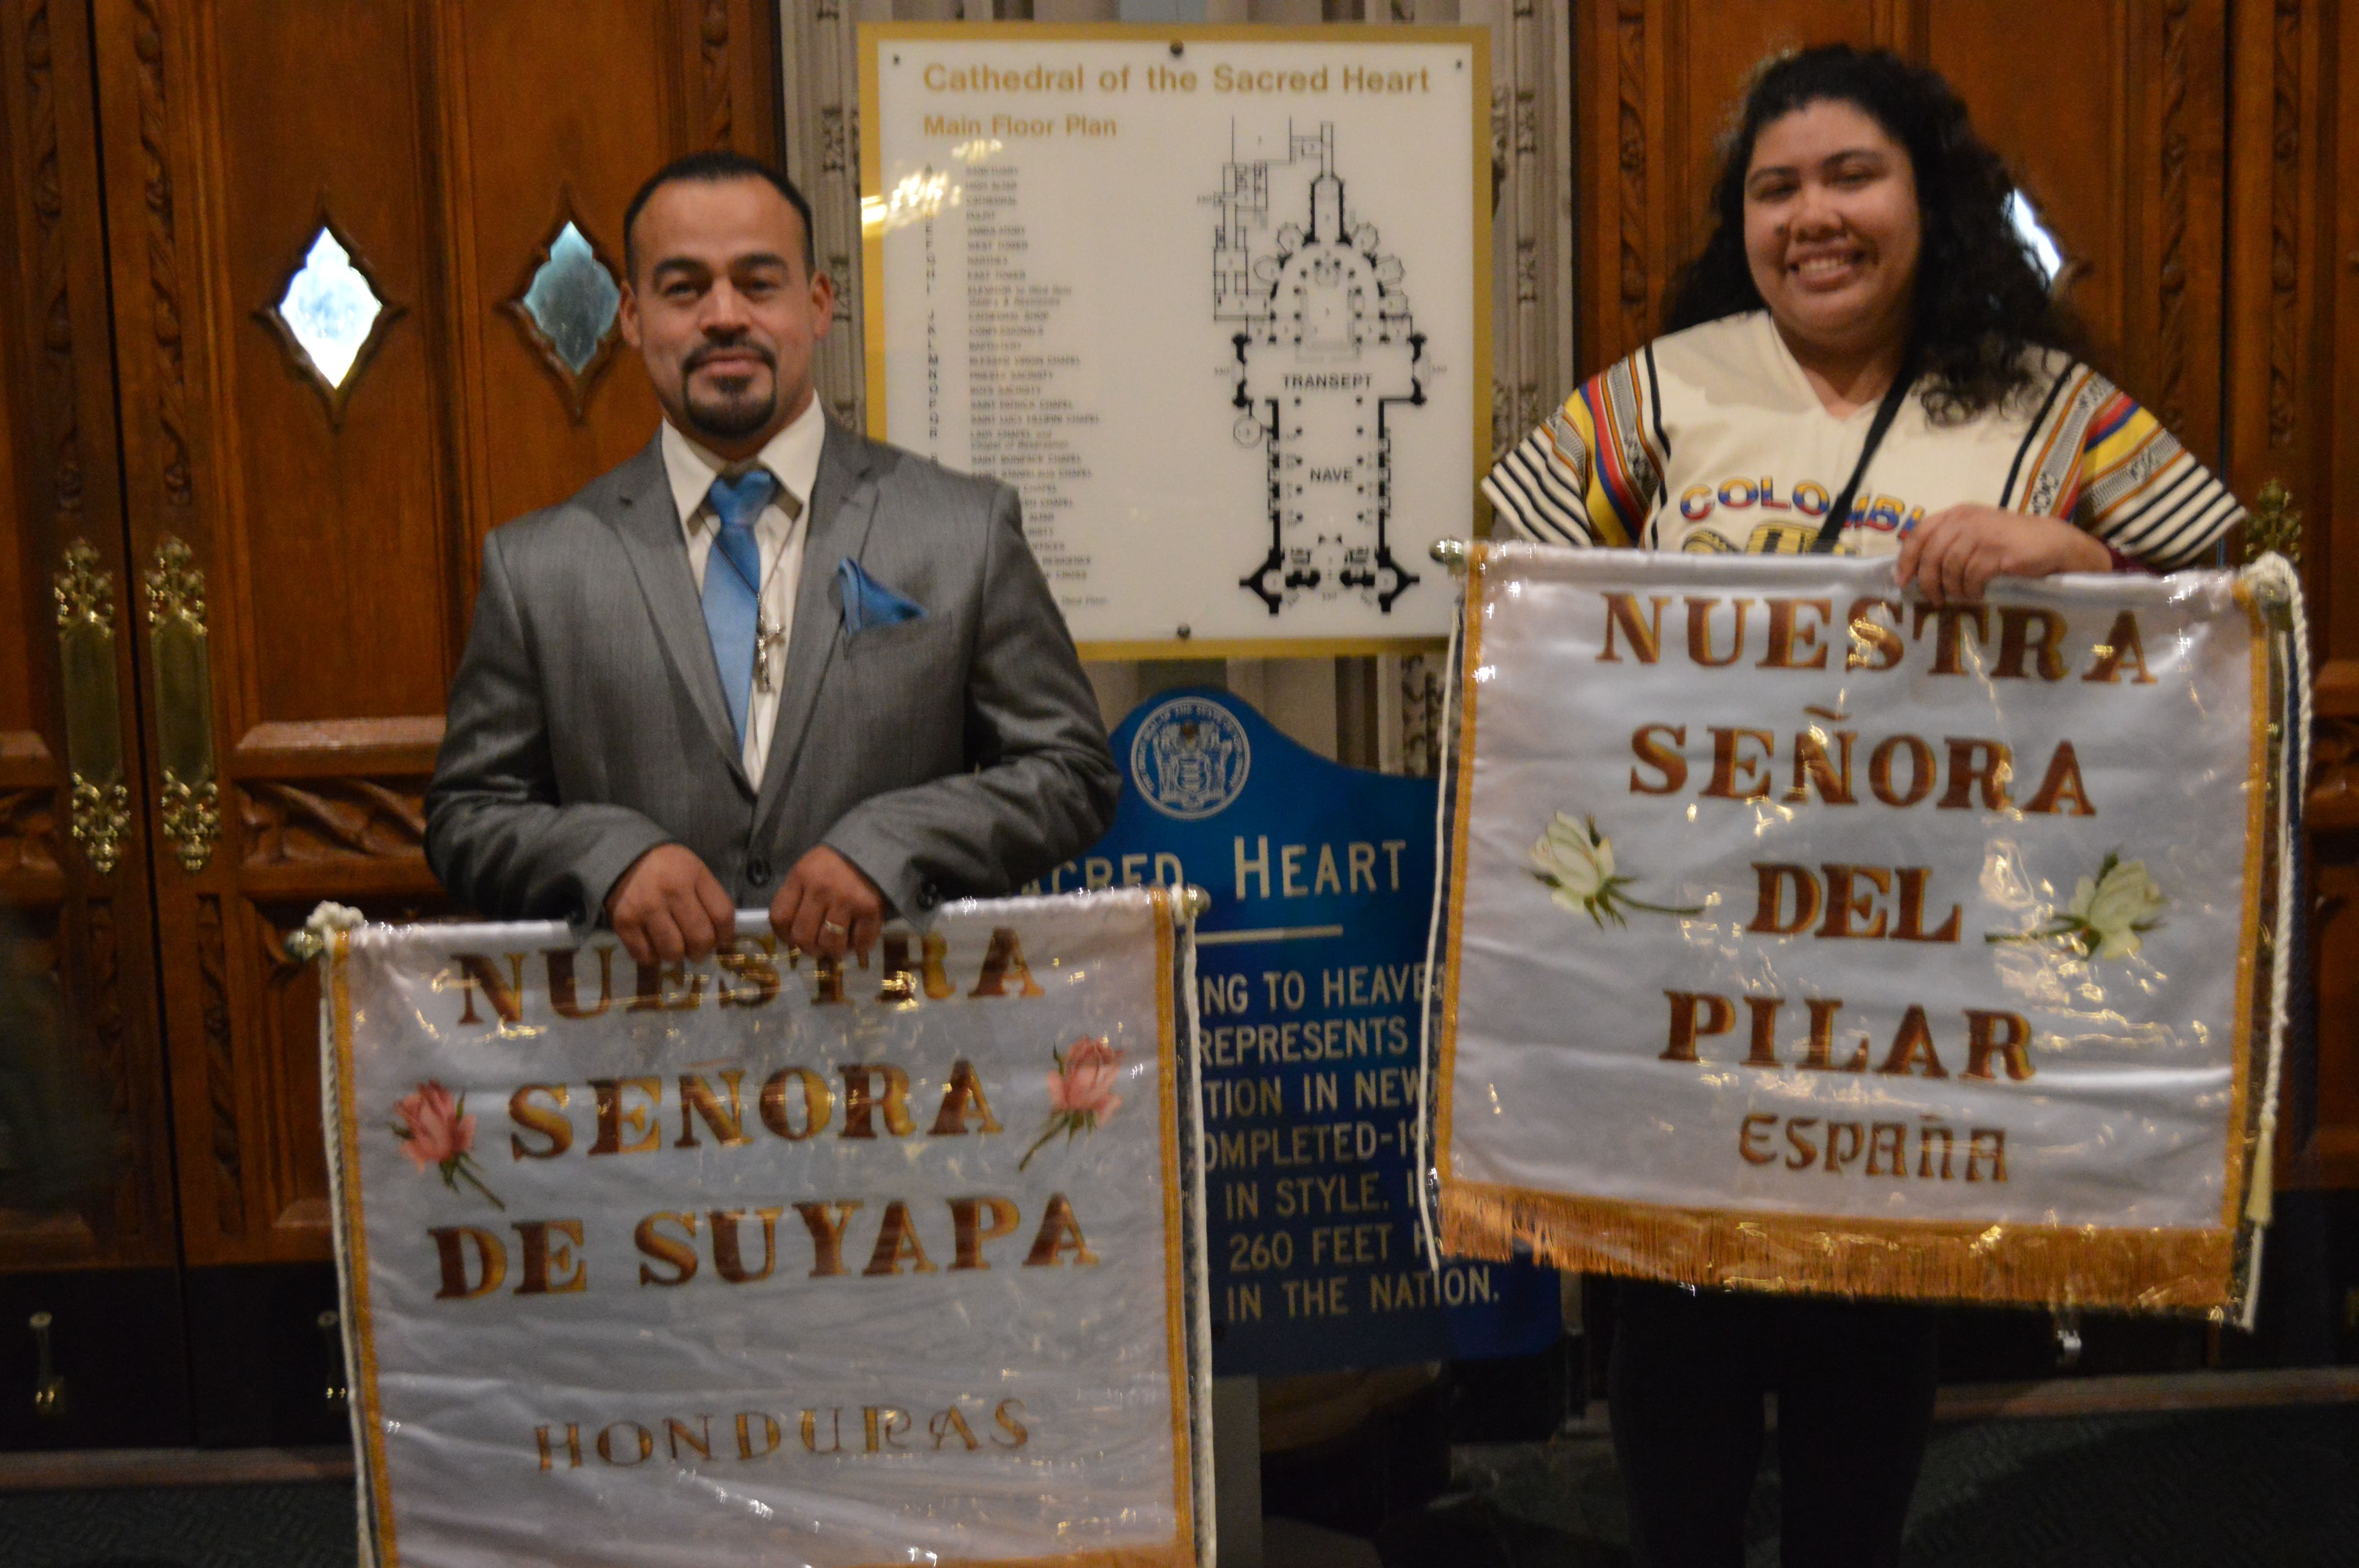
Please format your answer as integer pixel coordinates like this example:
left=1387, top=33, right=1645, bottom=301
left=2011, top=367, right=2244, bottom=570
left=1481, top=354, right=1663, bottom=549
left=2072, top=383, right=2243, bottom=570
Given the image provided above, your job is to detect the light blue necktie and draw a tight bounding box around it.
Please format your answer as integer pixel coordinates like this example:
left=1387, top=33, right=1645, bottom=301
left=701, top=468, right=775, bottom=745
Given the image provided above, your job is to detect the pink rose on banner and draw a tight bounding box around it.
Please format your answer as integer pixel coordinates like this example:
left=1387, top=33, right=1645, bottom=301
left=391, top=1079, right=504, bottom=1209
left=1021, top=1037, right=1125, bottom=1171
left=1050, top=1037, right=1124, bottom=1118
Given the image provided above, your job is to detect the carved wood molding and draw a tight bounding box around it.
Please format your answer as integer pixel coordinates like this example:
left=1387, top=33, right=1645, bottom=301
left=2266, top=0, right=2299, bottom=453
left=1614, top=0, right=1648, bottom=358
left=194, top=893, right=243, bottom=1236
left=0, top=785, right=62, bottom=882
left=22, top=0, right=87, bottom=530
left=78, top=895, right=141, bottom=1243
left=1483, top=0, right=1578, bottom=463
left=699, top=0, right=732, bottom=149
left=130, top=0, right=195, bottom=515
left=238, top=776, right=427, bottom=866
left=2312, top=714, right=2359, bottom=830
left=777, top=0, right=864, bottom=430
left=2152, top=0, right=2192, bottom=434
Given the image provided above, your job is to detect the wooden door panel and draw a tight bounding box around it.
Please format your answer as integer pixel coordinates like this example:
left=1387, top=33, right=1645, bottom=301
left=85, top=0, right=441, bottom=1265
left=87, top=0, right=778, bottom=1265
left=0, top=0, right=177, bottom=1276
left=2307, top=857, right=2359, bottom=1183
left=2330, top=0, right=2359, bottom=685
left=151, top=0, right=456, bottom=1254
left=204, top=0, right=462, bottom=726
left=2219, top=2, right=2352, bottom=1186
left=1923, top=1, right=2229, bottom=460
left=436, top=0, right=675, bottom=538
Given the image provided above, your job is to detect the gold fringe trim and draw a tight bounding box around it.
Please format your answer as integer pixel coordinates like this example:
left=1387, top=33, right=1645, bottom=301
left=1441, top=1181, right=2236, bottom=1311
left=847, top=1550, right=1192, bottom=1568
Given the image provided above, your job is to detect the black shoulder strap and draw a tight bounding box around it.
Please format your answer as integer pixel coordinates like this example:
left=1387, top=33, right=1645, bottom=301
left=1810, top=353, right=1917, bottom=553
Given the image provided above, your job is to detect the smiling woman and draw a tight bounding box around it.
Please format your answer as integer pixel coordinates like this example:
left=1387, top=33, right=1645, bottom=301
left=1485, top=46, right=2245, bottom=607
left=1479, top=43, right=2254, bottom=1568
left=1737, top=100, right=1923, bottom=407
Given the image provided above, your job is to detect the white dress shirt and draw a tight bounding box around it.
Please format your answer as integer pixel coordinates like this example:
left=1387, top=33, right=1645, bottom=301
left=661, top=397, right=825, bottom=783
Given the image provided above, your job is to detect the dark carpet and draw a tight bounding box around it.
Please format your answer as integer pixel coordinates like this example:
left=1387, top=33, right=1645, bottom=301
left=2, top=1404, right=2351, bottom=1567
left=1441, top=1402, right=2359, bottom=1568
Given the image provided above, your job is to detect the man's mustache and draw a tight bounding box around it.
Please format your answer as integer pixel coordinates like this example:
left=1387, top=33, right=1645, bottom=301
left=685, top=341, right=776, bottom=374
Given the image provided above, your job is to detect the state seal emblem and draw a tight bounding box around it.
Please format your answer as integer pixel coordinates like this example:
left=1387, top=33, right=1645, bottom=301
left=1130, top=696, right=1251, bottom=821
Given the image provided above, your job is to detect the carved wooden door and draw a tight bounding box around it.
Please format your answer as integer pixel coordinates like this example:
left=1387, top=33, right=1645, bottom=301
left=0, top=0, right=778, bottom=1448
left=0, top=0, right=189, bottom=1450
left=2224, top=0, right=2359, bottom=1198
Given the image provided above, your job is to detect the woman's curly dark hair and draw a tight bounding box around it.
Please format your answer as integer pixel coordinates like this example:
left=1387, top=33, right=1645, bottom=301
left=1663, top=45, right=2086, bottom=423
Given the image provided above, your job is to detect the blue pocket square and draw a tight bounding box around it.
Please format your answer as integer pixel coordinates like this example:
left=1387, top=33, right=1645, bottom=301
left=838, top=558, right=926, bottom=635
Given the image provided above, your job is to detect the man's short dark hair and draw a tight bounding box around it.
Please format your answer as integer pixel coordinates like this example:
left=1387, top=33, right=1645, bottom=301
left=623, top=151, right=817, bottom=280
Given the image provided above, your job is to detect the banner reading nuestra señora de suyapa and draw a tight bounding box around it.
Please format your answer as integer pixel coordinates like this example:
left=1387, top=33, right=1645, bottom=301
left=315, top=887, right=1210, bottom=1568
left=1433, top=544, right=2306, bottom=1316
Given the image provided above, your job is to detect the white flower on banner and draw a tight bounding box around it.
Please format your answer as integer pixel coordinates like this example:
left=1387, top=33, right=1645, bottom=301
left=1988, top=851, right=2166, bottom=960
left=1528, top=811, right=1703, bottom=928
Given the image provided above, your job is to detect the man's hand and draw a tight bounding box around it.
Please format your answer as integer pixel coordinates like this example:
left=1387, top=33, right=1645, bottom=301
left=605, top=844, right=735, bottom=966
left=770, top=846, right=887, bottom=963
left=1896, top=505, right=2112, bottom=605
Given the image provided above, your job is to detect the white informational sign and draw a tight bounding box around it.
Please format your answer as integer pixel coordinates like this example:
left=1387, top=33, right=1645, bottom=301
left=1434, top=547, right=2306, bottom=1314
left=861, top=24, right=1487, bottom=655
left=321, top=890, right=1210, bottom=1568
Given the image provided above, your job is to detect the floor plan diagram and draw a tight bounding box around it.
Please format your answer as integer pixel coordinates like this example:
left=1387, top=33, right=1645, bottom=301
left=1213, top=122, right=1424, bottom=617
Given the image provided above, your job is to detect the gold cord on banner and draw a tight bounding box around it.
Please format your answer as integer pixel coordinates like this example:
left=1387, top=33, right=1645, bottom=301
left=329, top=934, right=402, bottom=1567
left=1439, top=1181, right=2237, bottom=1312
left=1145, top=887, right=1197, bottom=1563
left=852, top=1549, right=1192, bottom=1568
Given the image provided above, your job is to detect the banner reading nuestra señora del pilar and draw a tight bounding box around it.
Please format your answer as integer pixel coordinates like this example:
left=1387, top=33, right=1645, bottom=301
left=317, top=887, right=1210, bottom=1568
left=1434, top=545, right=2305, bottom=1316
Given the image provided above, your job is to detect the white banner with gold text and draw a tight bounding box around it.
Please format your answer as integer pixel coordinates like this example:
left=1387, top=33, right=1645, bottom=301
left=320, top=889, right=1209, bottom=1568
left=1434, top=545, right=2304, bottom=1313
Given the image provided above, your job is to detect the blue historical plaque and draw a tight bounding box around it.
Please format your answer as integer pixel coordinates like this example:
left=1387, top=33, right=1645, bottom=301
left=1044, top=689, right=1559, bottom=1375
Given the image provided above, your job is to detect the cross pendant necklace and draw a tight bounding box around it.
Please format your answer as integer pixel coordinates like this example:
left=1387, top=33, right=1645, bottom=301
left=753, top=613, right=786, bottom=693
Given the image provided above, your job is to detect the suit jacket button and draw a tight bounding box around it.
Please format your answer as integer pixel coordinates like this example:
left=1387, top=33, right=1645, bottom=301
left=746, top=856, right=772, bottom=886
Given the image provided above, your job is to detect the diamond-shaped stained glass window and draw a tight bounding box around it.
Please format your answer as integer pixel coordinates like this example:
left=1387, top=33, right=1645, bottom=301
left=276, top=228, right=385, bottom=388
left=520, top=222, right=621, bottom=376
left=505, top=208, right=627, bottom=420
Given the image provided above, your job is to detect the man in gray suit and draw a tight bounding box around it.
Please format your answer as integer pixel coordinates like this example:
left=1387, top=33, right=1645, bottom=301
left=425, top=152, right=1118, bottom=965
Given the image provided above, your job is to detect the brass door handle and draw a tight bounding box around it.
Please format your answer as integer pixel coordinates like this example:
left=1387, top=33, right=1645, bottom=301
left=29, top=1310, right=66, bottom=1420
left=144, top=535, right=220, bottom=872
left=317, top=1308, right=350, bottom=1411
left=53, top=541, right=131, bottom=875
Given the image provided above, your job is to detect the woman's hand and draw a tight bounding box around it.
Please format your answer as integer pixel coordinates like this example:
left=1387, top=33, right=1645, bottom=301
left=1895, top=505, right=2112, bottom=604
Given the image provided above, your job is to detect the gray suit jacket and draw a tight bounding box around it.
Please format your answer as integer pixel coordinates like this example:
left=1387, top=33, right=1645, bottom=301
left=424, top=420, right=1119, bottom=923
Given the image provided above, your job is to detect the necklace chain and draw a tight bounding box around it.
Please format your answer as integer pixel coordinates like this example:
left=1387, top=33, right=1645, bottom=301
left=718, top=495, right=794, bottom=694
